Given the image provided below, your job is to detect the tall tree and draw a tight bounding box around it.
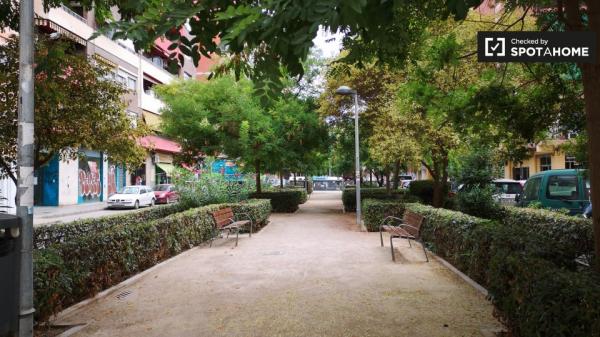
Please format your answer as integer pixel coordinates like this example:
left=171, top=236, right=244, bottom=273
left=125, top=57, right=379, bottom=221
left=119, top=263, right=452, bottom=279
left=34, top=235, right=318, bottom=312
left=0, top=36, right=147, bottom=184
left=156, top=76, right=278, bottom=192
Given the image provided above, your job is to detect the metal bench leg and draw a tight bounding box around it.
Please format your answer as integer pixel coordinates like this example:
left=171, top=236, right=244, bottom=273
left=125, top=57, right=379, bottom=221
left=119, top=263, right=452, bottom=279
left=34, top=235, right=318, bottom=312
left=380, top=226, right=384, bottom=247
left=407, top=238, right=412, bottom=248
left=420, top=240, right=429, bottom=262
left=390, top=235, right=395, bottom=262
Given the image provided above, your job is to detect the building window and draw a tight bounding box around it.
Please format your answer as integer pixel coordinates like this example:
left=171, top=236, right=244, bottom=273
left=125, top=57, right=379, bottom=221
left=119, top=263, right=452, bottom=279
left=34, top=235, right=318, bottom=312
left=565, top=155, right=578, bottom=169
left=513, top=167, right=530, bottom=180
left=127, top=77, right=137, bottom=90
left=540, top=155, right=552, bottom=171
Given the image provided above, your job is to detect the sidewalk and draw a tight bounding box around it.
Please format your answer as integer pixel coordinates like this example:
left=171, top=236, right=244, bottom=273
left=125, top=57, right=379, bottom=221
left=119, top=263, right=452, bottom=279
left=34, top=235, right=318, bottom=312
left=34, top=202, right=141, bottom=226
left=53, top=191, right=502, bottom=337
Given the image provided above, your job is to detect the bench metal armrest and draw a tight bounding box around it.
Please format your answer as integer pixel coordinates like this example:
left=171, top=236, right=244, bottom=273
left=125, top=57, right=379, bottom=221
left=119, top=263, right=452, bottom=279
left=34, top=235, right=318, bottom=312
left=235, top=212, right=254, bottom=224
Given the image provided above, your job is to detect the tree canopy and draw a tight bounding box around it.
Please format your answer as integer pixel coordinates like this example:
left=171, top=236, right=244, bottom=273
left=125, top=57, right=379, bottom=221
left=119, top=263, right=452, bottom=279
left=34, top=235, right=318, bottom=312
left=0, top=36, right=148, bottom=184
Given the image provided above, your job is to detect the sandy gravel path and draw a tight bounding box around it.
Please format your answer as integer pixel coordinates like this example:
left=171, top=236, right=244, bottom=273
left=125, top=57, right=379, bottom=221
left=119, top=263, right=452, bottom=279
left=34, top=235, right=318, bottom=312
left=55, top=191, right=502, bottom=337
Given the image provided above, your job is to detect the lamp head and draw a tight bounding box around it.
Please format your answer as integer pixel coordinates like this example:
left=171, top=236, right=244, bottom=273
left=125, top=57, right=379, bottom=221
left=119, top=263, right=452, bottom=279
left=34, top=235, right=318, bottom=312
left=335, top=86, right=356, bottom=95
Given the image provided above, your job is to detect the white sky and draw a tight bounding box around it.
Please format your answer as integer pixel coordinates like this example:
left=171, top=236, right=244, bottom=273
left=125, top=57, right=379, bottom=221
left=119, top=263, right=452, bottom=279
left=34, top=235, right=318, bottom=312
left=312, top=28, right=343, bottom=59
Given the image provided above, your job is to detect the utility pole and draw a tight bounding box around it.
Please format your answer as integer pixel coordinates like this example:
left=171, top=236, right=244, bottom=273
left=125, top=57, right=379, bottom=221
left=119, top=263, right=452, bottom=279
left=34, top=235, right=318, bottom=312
left=17, top=0, right=36, bottom=335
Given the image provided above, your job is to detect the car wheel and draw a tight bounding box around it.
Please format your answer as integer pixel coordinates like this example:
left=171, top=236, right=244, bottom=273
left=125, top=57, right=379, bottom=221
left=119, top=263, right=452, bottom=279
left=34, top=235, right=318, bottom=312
left=134, top=200, right=139, bottom=209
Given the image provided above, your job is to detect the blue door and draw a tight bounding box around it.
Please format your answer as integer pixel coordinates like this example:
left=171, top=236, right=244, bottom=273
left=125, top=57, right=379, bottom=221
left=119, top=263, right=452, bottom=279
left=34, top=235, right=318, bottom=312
left=40, top=156, right=59, bottom=206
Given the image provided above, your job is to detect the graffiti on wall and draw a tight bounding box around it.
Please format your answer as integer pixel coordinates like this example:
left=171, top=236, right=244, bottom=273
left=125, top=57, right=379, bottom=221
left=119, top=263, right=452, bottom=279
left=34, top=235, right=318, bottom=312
left=78, top=159, right=102, bottom=202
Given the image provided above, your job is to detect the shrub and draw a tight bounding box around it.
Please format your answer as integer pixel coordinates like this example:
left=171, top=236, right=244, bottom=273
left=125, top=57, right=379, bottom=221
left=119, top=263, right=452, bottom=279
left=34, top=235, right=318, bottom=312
left=408, top=180, right=449, bottom=205
left=33, top=199, right=271, bottom=321
left=33, top=203, right=187, bottom=249
left=404, top=203, right=496, bottom=284
left=362, top=199, right=406, bottom=232
left=499, top=206, right=594, bottom=265
left=403, top=202, right=600, bottom=335
left=456, top=185, right=502, bottom=219
left=250, top=190, right=305, bottom=212
left=172, top=166, right=255, bottom=207
left=342, top=188, right=407, bottom=212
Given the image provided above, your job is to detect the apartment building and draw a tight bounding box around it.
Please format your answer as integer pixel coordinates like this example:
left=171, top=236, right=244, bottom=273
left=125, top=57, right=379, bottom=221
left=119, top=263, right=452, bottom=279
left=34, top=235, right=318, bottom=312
left=1, top=2, right=218, bottom=206
left=503, top=137, right=580, bottom=181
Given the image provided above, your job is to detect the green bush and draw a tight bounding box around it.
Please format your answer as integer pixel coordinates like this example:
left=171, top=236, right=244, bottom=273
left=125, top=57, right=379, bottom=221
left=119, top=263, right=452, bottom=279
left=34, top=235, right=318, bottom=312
left=407, top=180, right=450, bottom=205
left=456, top=185, right=502, bottom=219
left=362, top=199, right=406, bottom=232
left=403, top=203, right=599, bottom=335
left=499, top=206, right=594, bottom=265
left=34, top=203, right=187, bottom=249
left=250, top=190, right=305, bottom=212
left=33, top=199, right=271, bottom=321
left=342, top=188, right=407, bottom=212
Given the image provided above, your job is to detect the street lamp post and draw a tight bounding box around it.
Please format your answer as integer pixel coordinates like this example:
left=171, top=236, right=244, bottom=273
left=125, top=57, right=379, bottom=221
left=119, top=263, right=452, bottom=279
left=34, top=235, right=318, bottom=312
left=335, top=86, right=363, bottom=230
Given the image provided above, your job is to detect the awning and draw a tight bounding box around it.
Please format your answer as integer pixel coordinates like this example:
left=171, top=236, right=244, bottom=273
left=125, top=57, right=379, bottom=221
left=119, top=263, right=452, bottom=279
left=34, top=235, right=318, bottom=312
left=143, top=111, right=162, bottom=132
left=139, top=135, right=181, bottom=153
left=156, top=163, right=175, bottom=176
left=34, top=17, right=88, bottom=46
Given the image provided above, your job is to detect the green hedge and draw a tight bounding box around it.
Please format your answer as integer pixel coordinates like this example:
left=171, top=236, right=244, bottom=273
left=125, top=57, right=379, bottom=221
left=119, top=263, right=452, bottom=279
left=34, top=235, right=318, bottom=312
left=342, top=188, right=407, bottom=212
left=362, top=199, right=406, bottom=232
left=402, top=203, right=600, bottom=336
left=34, top=199, right=271, bottom=321
left=250, top=190, right=305, bottom=212
left=499, top=206, right=594, bottom=264
left=407, top=180, right=450, bottom=205
left=34, top=203, right=187, bottom=249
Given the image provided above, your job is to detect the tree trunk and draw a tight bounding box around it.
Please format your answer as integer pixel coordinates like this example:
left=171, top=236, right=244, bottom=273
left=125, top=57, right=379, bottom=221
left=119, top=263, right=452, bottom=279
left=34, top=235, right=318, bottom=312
left=279, top=170, right=283, bottom=188
left=255, top=160, right=262, bottom=193
left=566, top=0, right=600, bottom=272
left=369, top=169, right=373, bottom=186
left=432, top=179, right=444, bottom=208
left=293, top=172, right=297, bottom=186
left=392, top=160, right=401, bottom=190
left=385, top=169, right=391, bottom=195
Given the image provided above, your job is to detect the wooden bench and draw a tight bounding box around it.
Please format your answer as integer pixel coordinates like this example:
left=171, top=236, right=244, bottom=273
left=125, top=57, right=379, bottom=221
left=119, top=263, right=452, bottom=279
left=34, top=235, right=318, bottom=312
left=379, top=211, right=428, bottom=262
left=209, top=207, right=253, bottom=247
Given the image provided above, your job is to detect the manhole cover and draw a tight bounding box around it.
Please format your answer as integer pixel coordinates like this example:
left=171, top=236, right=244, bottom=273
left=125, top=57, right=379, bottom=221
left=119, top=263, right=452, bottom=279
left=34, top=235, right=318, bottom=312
left=116, top=290, right=132, bottom=300
left=263, top=251, right=284, bottom=256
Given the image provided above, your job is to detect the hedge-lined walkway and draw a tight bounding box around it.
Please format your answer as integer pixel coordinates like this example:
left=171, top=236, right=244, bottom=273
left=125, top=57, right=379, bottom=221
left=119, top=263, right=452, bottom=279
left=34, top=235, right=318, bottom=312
left=55, top=191, right=502, bottom=337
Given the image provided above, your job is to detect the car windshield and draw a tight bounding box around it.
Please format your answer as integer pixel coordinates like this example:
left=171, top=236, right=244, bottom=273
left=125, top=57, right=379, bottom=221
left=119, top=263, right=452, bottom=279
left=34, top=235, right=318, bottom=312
left=154, top=185, right=171, bottom=191
left=121, top=187, right=139, bottom=194
left=494, top=182, right=523, bottom=194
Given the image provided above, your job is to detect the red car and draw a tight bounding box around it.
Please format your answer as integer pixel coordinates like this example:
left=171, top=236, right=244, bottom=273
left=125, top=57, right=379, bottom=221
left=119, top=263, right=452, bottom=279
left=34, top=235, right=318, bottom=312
left=153, top=184, right=179, bottom=204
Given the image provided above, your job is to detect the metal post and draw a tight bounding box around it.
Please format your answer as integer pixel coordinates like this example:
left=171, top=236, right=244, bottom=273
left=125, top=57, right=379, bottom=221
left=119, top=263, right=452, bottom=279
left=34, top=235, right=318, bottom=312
left=353, top=93, right=362, bottom=230
left=17, top=0, right=36, bottom=335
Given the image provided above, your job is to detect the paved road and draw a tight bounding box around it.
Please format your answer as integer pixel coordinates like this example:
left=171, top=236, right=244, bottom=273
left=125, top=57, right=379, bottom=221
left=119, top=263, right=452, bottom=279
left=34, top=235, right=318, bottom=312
left=56, top=191, right=502, bottom=337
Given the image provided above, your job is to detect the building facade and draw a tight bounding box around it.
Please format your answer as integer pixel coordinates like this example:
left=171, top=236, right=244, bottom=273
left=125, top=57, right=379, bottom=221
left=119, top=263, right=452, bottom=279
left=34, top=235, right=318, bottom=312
left=503, top=139, right=579, bottom=181
left=0, top=2, right=219, bottom=206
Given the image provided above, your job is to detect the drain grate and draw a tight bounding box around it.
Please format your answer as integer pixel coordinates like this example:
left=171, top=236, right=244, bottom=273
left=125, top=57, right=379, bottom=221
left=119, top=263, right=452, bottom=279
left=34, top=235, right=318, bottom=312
left=116, top=290, right=132, bottom=300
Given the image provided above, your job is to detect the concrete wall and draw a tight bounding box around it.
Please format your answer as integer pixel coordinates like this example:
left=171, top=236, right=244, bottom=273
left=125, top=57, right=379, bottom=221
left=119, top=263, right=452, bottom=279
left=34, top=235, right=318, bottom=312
left=145, top=155, right=156, bottom=187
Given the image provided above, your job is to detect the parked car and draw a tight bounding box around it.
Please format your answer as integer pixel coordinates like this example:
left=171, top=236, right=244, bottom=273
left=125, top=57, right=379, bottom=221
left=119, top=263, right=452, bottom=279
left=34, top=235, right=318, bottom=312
left=154, top=184, right=179, bottom=204
left=107, top=185, right=155, bottom=209
left=399, top=175, right=413, bottom=189
left=517, top=169, right=590, bottom=215
left=583, top=203, right=592, bottom=219
left=492, top=179, right=523, bottom=205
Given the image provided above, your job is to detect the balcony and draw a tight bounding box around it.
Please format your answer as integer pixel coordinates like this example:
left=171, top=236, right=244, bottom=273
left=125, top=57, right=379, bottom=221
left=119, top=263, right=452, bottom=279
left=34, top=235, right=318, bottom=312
left=141, top=90, right=165, bottom=114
